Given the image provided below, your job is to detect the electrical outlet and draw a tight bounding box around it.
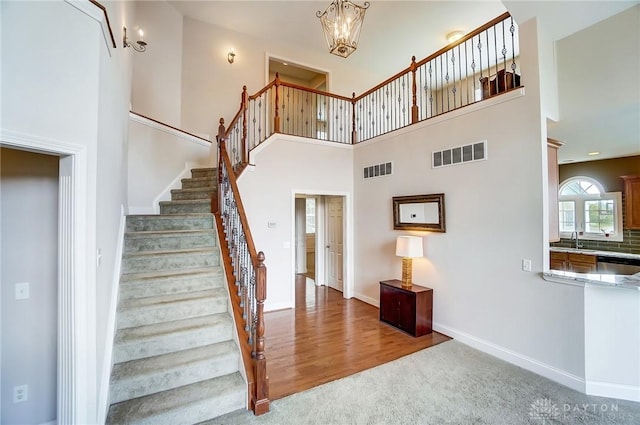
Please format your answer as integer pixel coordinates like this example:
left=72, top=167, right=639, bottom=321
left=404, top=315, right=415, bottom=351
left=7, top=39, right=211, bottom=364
left=522, top=259, right=532, bottom=272
left=13, top=385, right=28, bottom=403
left=15, top=282, right=30, bottom=300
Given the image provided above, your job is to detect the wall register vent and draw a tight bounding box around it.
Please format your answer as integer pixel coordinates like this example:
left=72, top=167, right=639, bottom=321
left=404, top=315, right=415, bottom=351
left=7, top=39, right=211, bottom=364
left=364, top=162, right=393, bottom=179
left=432, top=140, right=487, bottom=168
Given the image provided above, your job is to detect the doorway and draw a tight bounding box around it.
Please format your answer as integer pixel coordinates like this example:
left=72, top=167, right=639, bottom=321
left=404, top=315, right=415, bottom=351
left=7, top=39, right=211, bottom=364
left=267, top=57, right=328, bottom=91
left=294, top=194, right=346, bottom=297
left=1, top=134, right=90, bottom=424
left=294, top=196, right=317, bottom=281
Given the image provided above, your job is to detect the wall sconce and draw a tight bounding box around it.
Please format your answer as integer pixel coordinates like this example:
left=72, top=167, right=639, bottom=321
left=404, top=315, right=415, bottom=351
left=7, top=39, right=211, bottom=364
left=123, top=26, right=147, bottom=52
left=228, top=49, right=236, bottom=64
left=395, top=236, right=424, bottom=288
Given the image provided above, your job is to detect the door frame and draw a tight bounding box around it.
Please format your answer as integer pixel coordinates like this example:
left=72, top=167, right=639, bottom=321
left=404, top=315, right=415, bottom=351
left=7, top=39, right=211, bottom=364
left=291, top=190, right=353, bottom=302
left=1, top=129, right=92, bottom=424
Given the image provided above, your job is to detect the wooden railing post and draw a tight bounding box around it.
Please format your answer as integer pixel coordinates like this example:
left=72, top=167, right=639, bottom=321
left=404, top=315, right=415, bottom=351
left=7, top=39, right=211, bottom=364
left=273, top=73, right=281, bottom=133
left=213, top=118, right=226, bottom=213
left=241, top=86, right=248, bottom=164
left=252, top=251, right=269, bottom=415
left=351, top=92, right=357, bottom=144
left=410, top=56, right=419, bottom=124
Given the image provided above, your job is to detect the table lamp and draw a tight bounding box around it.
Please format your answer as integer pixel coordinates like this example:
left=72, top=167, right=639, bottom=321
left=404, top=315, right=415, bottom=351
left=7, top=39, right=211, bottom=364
left=396, top=236, right=423, bottom=288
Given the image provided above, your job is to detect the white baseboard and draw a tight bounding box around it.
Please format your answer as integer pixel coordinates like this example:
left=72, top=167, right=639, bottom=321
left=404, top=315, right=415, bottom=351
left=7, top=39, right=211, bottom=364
left=355, top=292, right=378, bottom=307
left=586, top=380, right=640, bottom=402
left=39, top=420, right=57, bottom=425
left=97, top=206, right=126, bottom=425
left=433, top=322, right=586, bottom=394
left=264, top=301, right=294, bottom=312
left=152, top=162, right=196, bottom=208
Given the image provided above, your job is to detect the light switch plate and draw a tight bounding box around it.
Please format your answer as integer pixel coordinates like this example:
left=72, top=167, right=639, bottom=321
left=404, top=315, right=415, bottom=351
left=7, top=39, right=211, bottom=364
left=522, top=259, right=532, bottom=272
left=15, top=282, right=30, bottom=300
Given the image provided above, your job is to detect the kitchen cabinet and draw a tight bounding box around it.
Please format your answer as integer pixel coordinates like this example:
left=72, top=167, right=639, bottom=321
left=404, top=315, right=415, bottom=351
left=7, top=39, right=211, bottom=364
left=550, top=251, right=597, bottom=273
left=621, top=175, right=640, bottom=229
left=379, top=280, right=432, bottom=337
left=548, top=139, right=563, bottom=242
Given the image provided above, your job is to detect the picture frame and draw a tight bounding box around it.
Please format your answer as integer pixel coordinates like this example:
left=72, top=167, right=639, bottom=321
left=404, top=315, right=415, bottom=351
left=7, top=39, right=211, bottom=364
left=392, top=193, right=446, bottom=232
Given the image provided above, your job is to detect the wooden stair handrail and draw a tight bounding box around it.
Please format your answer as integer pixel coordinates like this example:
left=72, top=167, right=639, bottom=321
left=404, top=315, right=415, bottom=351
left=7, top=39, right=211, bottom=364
left=215, top=120, right=269, bottom=415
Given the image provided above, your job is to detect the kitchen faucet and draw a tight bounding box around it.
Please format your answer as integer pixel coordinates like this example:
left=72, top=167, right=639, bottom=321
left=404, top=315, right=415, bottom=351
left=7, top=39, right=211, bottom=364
left=571, top=231, right=583, bottom=249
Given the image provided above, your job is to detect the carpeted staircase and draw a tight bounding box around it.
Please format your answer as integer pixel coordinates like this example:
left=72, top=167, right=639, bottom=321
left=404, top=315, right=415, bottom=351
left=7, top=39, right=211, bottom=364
left=106, top=168, right=246, bottom=425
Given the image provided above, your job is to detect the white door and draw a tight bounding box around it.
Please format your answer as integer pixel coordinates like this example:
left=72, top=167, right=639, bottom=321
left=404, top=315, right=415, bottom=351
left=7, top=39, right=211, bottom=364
left=326, top=196, right=344, bottom=292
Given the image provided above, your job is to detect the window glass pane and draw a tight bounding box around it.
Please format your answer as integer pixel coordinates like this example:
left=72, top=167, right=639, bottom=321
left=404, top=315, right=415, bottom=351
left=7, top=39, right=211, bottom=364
left=584, top=199, right=614, bottom=233
left=305, top=198, right=316, bottom=233
left=559, top=178, right=601, bottom=196
left=558, top=201, right=575, bottom=232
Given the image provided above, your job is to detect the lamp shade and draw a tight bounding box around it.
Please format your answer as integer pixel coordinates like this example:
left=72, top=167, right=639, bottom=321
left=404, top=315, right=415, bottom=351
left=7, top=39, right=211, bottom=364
left=395, top=236, right=423, bottom=258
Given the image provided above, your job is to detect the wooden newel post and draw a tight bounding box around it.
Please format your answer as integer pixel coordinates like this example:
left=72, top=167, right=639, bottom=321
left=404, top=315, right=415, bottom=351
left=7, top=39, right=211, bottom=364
left=253, top=251, right=270, bottom=415
left=410, top=56, right=419, bottom=124
left=241, top=85, right=248, bottom=165
left=351, top=92, right=357, bottom=144
left=273, top=73, right=281, bottom=133
left=213, top=118, right=226, bottom=214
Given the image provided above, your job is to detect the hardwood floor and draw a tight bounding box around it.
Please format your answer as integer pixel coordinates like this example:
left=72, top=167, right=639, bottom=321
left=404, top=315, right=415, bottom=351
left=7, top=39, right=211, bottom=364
left=264, top=275, right=451, bottom=400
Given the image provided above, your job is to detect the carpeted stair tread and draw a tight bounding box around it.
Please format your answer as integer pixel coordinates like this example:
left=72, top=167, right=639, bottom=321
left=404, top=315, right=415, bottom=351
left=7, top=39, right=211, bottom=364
left=110, top=341, right=239, bottom=403
left=170, top=188, right=216, bottom=201
left=117, top=288, right=227, bottom=329
left=125, top=229, right=216, bottom=238
left=119, top=268, right=223, bottom=300
left=126, top=214, right=214, bottom=232
left=124, top=230, right=216, bottom=253
left=120, top=267, right=220, bottom=283
left=113, top=314, right=233, bottom=363
left=160, top=199, right=212, bottom=206
left=181, top=177, right=216, bottom=189
left=159, top=199, right=212, bottom=215
left=106, top=372, right=245, bottom=425
left=123, top=246, right=217, bottom=257
left=118, top=288, right=225, bottom=311
left=190, top=167, right=217, bottom=173
left=122, top=247, right=219, bottom=274
left=170, top=187, right=216, bottom=194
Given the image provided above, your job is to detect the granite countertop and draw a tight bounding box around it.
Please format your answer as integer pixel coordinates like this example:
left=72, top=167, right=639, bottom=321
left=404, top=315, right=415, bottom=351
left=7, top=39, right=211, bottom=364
left=550, top=247, right=640, bottom=261
left=543, top=269, right=640, bottom=291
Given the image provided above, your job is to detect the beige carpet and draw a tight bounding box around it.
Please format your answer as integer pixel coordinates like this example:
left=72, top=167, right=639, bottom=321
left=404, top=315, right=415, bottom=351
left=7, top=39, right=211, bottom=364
left=202, top=340, right=640, bottom=425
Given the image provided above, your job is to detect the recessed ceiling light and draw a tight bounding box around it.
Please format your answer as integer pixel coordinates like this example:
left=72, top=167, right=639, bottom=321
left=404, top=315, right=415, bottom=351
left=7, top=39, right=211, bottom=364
left=561, top=159, right=575, bottom=163
left=587, top=151, right=601, bottom=156
left=446, top=31, right=464, bottom=43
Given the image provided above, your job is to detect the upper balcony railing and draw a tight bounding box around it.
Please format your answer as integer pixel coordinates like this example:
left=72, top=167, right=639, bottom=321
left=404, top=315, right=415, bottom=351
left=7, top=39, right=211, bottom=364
left=221, top=12, right=520, bottom=171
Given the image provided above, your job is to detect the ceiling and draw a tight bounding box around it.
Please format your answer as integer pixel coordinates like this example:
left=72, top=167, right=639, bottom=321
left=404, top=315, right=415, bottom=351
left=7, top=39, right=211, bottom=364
left=167, top=0, right=639, bottom=163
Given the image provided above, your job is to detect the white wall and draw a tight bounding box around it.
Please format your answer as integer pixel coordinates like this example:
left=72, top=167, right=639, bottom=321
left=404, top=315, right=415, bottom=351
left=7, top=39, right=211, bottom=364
left=1, top=1, right=134, bottom=422
left=1, top=149, right=59, bottom=425
left=95, top=1, right=136, bottom=421
left=237, top=136, right=353, bottom=311
left=131, top=0, right=183, bottom=127
left=127, top=115, right=212, bottom=213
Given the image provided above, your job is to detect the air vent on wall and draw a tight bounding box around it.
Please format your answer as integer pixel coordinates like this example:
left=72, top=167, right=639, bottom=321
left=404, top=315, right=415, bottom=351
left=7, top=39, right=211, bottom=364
left=432, top=140, right=487, bottom=168
left=363, top=161, right=392, bottom=179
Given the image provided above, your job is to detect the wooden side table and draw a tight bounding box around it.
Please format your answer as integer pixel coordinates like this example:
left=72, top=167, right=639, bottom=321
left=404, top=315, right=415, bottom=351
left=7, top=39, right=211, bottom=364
left=379, top=279, right=433, bottom=337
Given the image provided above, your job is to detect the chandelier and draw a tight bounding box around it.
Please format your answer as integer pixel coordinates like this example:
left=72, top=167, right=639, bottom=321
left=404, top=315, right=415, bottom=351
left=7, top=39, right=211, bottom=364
left=316, top=1, right=370, bottom=58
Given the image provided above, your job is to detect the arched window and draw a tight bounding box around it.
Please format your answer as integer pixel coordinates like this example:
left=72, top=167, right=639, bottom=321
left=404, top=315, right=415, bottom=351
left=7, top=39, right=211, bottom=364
left=558, top=176, right=623, bottom=242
